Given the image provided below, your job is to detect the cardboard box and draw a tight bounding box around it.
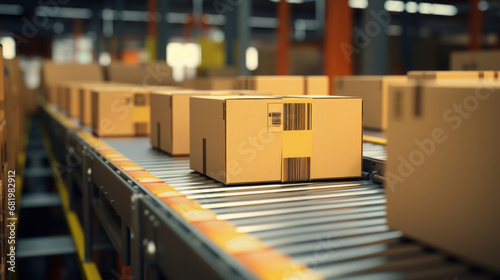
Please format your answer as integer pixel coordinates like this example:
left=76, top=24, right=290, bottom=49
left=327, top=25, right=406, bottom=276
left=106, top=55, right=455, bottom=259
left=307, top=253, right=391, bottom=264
left=91, top=86, right=180, bottom=137
left=177, top=78, right=236, bottom=90
left=79, top=83, right=135, bottom=126
left=305, top=76, right=330, bottom=95
left=237, top=76, right=329, bottom=95
left=150, top=90, right=265, bottom=156
left=190, top=95, right=362, bottom=184
left=386, top=81, right=500, bottom=273
left=246, top=76, right=303, bottom=95
left=408, top=71, right=498, bottom=80
left=450, top=50, right=500, bottom=71
left=106, top=62, right=174, bottom=85
left=41, top=61, right=104, bottom=104
left=334, top=75, right=407, bottom=131
left=58, top=81, right=106, bottom=118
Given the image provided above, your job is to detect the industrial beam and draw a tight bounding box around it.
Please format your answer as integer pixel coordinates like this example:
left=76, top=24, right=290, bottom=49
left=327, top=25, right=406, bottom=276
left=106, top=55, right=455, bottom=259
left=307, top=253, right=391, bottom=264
left=157, top=0, right=170, bottom=62
left=276, top=0, right=291, bottom=75
left=361, top=0, right=388, bottom=75
left=469, top=0, right=483, bottom=50
left=116, top=0, right=125, bottom=60
left=324, top=0, right=352, bottom=93
left=147, top=0, right=158, bottom=62
left=315, top=0, right=325, bottom=37
left=224, top=6, right=237, bottom=66
left=237, top=0, right=252, bottom=75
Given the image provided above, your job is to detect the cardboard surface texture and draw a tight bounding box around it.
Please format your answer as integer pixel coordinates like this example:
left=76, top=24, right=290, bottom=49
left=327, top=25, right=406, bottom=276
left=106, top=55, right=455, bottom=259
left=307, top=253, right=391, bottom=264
left=190, top=96, right=362, bottom=184
left=334, top=75, right=407, bottom=131
left=386, top=80, right=500, bottom=273
left=151, top=90, right=266, bottom=156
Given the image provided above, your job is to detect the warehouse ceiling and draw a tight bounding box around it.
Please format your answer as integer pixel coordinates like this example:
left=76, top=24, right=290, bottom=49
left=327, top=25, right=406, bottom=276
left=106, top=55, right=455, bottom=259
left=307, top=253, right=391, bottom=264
left=0, top=0, right=499, bottom=41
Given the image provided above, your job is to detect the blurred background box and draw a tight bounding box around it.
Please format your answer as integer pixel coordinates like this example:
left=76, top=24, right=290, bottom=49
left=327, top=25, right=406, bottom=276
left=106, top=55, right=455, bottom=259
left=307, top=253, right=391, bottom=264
left=335, top=76, right=407, bottom=131
left=41, top=61, right=104, bottom=104
left=176, top=78, right=237, bottom=90
left=237, top=76, right=329, bottom=95
left=91, top=87, right=151, bottom=137
left=450, top=50, right=500, bottom=71
left=151, top=90, right=268, bottom=156
left=57, top=80, right=104, bottom=117
left=106, top=62, right=174, bottom=85
left=386, top=80, right=500, bottom=273
left=408, top=70, right=498, bottom=80
left=79, top=82, right=137, bottom=126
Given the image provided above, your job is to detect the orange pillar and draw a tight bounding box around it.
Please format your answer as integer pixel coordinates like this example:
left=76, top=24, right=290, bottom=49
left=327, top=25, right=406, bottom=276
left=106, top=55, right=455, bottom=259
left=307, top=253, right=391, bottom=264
left=469, top=0, right=483, bottom=50
left=324, top=0, right=352, bottom=94
left=147, top=0, right=159, bottom=61
left=276, top=0, right=290, bottom=75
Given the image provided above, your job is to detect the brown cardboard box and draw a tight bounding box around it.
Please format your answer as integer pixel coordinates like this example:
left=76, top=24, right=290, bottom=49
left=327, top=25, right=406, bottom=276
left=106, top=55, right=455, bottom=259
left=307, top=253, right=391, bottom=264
left=237, top=76, right=329, bottom=95
left=0, top=45, right=4, bottom=121
left=190, top=95, right=362, bottom=184
left=334, top=75, right=407, bottom=131
left=150, top=90, right=265, bottom=156
left=79, top=83, right=136, bottom=126
left=386, top=80, right=500, bottom=273
left=450, top=50, right=500, bottom=71
left=305, top=76, right=330, bottom=95
left=91, top=86, right=180, bottom=137
left=58, top=81, right=106, bottom=118
left=177, top=78, right=236, bottom=90
left=408, top=70, right=498, bottom=80
left=248, top=76, right=304, bottom=95
left=41, top=61, right=104, bottom=104
left=106, top=62, right=174, bottom=85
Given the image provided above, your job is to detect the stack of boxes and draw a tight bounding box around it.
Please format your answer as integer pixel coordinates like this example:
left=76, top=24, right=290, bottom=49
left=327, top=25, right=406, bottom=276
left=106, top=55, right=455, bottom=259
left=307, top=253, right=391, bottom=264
left=57, top=81, right=105, bottom=118
left=150, top=90, right=268, bottom=156
left=91, top=86, right=182, bottom=137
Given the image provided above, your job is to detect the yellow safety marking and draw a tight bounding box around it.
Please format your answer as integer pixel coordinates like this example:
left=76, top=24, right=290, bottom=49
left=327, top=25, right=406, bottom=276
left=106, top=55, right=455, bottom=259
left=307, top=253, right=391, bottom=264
left=37, top=106, right=103, bottom=280
left=363, top=135, right=387, bottom=145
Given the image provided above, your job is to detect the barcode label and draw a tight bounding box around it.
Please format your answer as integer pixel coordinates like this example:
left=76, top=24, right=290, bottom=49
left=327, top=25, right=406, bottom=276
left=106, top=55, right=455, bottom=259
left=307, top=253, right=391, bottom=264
left=270, top=112, right=281, bottom=126
left=283, top=157, right=311, bottom=182
left=283, top=103, right=312, bottom=131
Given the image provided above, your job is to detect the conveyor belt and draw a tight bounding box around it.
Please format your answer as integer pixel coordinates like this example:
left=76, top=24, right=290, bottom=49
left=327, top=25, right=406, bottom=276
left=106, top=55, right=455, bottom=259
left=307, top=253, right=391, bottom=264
left=103, top=137, right=485, bottom=280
